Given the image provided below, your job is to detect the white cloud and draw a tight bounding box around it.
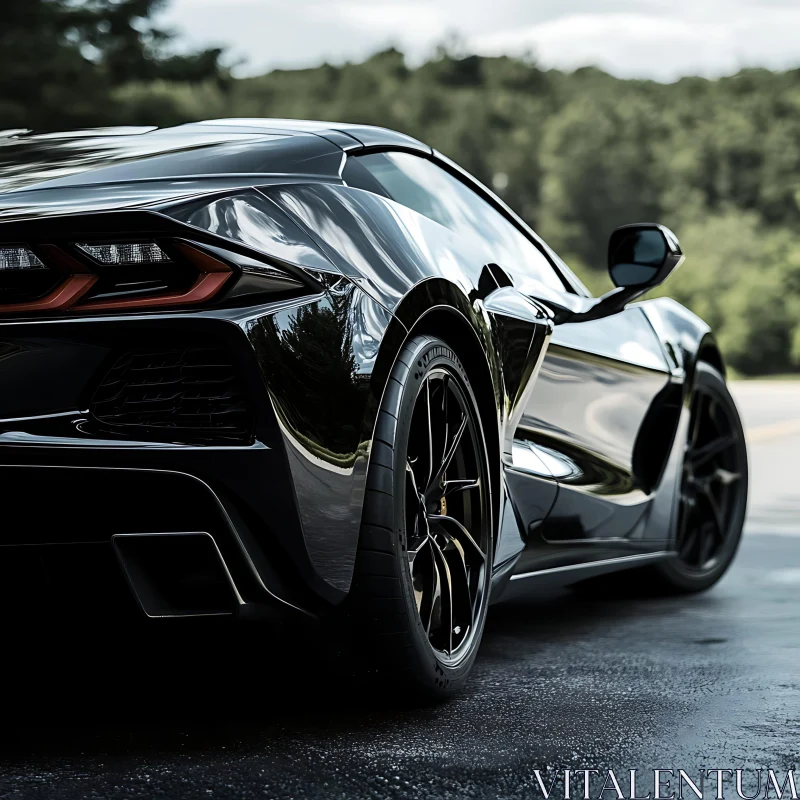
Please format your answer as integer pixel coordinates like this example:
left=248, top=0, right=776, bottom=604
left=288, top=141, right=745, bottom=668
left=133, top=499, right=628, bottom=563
left=319, top=2, right=449, bottom=34
left=473, top=13, right=732, bottom=81
left=312, top=1, right=451, bottom=57
left=157, top=0, right=800, bottom=80
left=471, top=5, right=800, bottom=81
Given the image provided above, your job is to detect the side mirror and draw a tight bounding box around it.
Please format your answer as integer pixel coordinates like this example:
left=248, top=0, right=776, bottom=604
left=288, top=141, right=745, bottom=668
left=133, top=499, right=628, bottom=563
left=608, top=223, right=684, bottom=289
left=529, top=223, right=685, bottom=325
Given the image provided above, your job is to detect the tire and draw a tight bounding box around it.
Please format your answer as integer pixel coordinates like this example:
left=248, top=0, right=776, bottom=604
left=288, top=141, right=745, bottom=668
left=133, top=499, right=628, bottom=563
left=350, top=335, right=494, bottom=699
left=647, top=361, right=748, bottom=593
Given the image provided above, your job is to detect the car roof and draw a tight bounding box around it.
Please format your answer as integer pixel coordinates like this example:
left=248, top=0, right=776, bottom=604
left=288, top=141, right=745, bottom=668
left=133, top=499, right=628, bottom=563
left=0, top=118, right=430, bottom=218
left=180, top=119, right=429, bottom=152
left=0, top=119, right=428, bottom=194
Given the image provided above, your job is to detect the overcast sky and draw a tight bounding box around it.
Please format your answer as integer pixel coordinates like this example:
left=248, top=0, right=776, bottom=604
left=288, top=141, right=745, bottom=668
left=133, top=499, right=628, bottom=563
left=158, top=0, right=800, bottom=82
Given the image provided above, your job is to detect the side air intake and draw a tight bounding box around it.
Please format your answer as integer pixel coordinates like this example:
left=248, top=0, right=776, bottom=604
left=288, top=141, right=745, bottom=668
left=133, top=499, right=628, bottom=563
left=89, top=346, right=254, bottom=444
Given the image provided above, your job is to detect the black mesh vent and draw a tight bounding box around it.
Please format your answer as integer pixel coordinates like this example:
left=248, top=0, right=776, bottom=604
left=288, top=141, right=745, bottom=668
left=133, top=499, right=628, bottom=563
left=90, top=347, right=253, bottom=444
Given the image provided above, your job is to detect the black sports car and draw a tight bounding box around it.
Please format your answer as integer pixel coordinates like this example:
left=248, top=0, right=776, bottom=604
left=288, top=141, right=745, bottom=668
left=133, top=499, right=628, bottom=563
left=0, top=119, right=747, bottom=696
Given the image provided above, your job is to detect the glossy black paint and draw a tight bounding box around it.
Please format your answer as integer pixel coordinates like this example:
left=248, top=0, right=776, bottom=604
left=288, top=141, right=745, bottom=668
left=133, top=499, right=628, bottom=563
left=519, top=310, right=670, bottom=545
left=0, top=120, right=726, bottom=620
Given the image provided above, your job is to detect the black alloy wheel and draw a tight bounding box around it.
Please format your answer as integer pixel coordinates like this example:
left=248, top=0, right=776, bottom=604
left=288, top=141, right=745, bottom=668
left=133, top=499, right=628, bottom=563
left=351, top=335, right=493, bottom=697
left=677, top=379, right=744, bottom=570
left=653, top=361, right=748, bottom=593
left=405, top=367, right=490, bottom=662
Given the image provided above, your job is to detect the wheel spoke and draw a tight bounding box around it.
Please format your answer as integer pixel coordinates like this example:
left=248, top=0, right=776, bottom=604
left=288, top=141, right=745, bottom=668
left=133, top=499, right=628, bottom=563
left=409, top=537, right=433, bottom=615
left=407, top=534, right=430, bottom=566
left=426, top=556, right=442, bottom=636
left=429, top=514, right=487, bottom=564
left=689, top=394, right=704, bottom=448
left=442, top=477, right=480, bottom=497
left=406, top=459, right=422, bottom=494
left=678, top=528, right=697, bottom=561
left=690, top=433, right=736, bottom=469
left=704, top=489, right=726, bottom=541
left=697, top=524, right=716, bottom=565
left=426, top=413, right=468, bottom=498
left=441, top=534, right=475, bottom=644
left=708, top=397, right=725, bottom=430
left=677, top=487, right=700, bottom=561
left=710, top=467, right=741, bottom=486
left=447, top=535, right=471, bottom=600
left=425, top=378, right=434, bottom=485
left=680, top=523, right=700, bottom=562
left=429, top=538, right=455, bottom=654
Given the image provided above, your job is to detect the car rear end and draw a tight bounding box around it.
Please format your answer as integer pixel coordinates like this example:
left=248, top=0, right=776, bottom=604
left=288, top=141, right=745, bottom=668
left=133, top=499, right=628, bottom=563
left=0, top=201, right=359, bottom=625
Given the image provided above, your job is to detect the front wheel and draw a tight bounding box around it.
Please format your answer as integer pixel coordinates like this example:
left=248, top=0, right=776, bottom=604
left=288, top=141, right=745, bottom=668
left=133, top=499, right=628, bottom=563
left=350, top=335, right=493, bottom=699
left=650, top=361, right=748, bottom=593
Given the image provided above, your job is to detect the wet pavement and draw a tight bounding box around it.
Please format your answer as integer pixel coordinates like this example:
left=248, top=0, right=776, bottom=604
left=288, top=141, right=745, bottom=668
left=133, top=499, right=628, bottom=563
left=0, top=383, right=798, bottom=799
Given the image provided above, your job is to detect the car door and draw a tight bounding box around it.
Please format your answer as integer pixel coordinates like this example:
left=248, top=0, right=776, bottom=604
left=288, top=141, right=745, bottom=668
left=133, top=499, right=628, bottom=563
left=516, top=307, right=672, bottom=547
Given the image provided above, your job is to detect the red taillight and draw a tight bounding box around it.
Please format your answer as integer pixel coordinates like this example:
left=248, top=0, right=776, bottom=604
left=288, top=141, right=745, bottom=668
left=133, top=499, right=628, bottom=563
left=0, top=239, right=232, bottom=315
left=0, top=245, right=97, bottom=313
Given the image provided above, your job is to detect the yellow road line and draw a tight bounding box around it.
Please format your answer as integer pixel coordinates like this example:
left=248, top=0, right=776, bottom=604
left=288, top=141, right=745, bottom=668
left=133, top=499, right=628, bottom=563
left=746, top=418, right=800, bottom=444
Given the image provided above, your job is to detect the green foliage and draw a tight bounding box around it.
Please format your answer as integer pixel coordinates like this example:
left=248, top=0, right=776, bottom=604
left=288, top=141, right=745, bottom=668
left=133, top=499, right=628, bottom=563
left=5, top=4, right=800, bottom=375
left=642, top=212, right=800, bottom=374
left=0, top=0, right=225, bottom=131
left=538, top=93, right=666, bottom=266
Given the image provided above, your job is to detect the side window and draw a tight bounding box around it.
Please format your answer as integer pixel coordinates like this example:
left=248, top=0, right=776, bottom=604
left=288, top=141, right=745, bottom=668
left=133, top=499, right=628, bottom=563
left=343, top=151, right=567, bottom=292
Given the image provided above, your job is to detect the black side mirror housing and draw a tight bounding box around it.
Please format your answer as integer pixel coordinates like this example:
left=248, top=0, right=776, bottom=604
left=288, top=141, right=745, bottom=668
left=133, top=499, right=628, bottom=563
left=528, top=223, right=684, bottom=325
left=608, top=223, right=684, bottom=289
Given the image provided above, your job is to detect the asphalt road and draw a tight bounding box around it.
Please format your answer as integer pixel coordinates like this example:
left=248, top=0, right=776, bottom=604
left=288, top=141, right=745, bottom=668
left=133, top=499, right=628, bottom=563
left=1, top=383, right=799, bottom=800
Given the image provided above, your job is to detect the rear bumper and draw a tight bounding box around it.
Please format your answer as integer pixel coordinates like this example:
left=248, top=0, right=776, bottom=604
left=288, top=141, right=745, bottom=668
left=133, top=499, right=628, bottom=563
left=0, top=461, right=314, bottom=619
left=0, top=293, right=383, bottom=618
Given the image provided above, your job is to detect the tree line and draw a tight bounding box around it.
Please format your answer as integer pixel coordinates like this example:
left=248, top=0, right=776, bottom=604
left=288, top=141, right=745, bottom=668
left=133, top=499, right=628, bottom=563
left=4, top=1, right=800, bottom=375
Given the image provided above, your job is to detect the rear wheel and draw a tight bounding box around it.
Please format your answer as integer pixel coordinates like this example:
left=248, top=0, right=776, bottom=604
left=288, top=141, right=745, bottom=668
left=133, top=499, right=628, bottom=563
left=351, top=335, right=493, bottom=698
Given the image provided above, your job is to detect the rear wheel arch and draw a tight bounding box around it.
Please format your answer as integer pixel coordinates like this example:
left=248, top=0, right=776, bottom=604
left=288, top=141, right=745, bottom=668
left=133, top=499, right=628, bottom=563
left=367, top=279, right=503, bottom=546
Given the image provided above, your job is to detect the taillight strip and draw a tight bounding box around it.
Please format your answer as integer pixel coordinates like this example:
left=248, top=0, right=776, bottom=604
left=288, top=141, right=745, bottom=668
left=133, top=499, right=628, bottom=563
left=72, top=242, right=232, bottom=312
left=0, top=273, right=97, bottom=314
